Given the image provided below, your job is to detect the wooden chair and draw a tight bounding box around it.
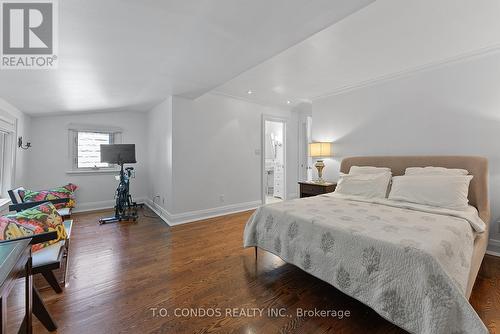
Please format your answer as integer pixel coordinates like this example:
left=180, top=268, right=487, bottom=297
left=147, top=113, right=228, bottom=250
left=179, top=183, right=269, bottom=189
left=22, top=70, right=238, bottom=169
left=8, top=187, right=73, bottom=219
left=8, top=202, right=73, bottom=294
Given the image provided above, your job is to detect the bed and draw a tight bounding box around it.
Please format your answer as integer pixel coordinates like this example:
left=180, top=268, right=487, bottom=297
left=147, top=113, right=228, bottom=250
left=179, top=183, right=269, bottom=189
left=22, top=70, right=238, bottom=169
left=243, top=156, right=490, bottom=334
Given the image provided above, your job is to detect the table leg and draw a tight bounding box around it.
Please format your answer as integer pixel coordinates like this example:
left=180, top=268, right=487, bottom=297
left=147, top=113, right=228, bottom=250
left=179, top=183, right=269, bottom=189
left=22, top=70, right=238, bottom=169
left=0, top=297, right=6, bottom=334
left=32, top=287, right=57, bottom=331
left=18, top=257, right=32, bottom=334
left=25, top=257, right=32, bottom=334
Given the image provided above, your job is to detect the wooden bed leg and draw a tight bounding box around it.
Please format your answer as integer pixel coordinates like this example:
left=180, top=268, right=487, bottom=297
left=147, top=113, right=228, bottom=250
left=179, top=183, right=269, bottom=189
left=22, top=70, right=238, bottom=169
left=254, top=247, right=257, bottom=261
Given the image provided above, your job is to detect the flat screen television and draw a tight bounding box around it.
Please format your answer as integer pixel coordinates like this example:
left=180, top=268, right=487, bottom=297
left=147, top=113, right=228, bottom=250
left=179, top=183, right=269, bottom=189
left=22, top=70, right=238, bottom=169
left=100, top=144, right=136, bottom=164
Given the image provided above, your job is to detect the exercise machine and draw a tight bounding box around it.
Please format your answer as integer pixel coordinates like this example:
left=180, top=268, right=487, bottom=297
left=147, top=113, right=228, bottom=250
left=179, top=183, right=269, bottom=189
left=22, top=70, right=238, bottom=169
left=99, top=144, right=142, bottom=224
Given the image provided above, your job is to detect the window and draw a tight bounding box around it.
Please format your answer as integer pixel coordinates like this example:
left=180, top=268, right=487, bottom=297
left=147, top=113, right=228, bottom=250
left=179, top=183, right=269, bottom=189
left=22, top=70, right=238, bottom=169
left=69, top=126, right=122, bottom=171
left=0, top=130, right=15, bottom=200
left=76, top=131, right=114, bottom=168
left=0, top=113, right=16, bottom=200
left=0, top=132, right=5, bottom=193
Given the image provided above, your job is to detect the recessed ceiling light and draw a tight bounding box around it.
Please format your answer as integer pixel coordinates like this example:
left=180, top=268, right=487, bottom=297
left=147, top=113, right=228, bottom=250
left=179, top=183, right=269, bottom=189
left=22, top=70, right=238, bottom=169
left=247, top=90, right=253, bottom=95
left=286, top=100, right=291, bottom=104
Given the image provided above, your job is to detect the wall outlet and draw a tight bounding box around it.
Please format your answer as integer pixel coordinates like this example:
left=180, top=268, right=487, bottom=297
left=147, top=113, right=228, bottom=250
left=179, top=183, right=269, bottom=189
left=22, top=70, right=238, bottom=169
left=219, top=194, right=225, bottom=203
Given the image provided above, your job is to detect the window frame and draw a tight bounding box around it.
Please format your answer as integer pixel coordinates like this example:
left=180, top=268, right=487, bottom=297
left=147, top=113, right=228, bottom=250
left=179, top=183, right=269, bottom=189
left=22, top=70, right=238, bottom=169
left=0, top=112, right=16, bottom=201
left=68, top=125, right=122, bottom=173
left=0, top=131, right=6, bottom=196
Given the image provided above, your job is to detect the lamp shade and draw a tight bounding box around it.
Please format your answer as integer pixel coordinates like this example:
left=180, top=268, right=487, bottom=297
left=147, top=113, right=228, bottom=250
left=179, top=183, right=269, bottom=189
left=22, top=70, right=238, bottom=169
left=309, top=142, right=332, bottom=158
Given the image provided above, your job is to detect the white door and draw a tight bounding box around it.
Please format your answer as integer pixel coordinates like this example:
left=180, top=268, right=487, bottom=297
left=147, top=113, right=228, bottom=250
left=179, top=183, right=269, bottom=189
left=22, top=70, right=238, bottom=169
left=298, top=115, right=313, bottom=181
left=306, top=116, right=313, bottom=181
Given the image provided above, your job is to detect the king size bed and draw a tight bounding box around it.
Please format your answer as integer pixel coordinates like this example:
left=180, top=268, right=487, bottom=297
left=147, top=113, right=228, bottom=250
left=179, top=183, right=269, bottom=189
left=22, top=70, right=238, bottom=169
left=243, top=156, right=490, bottom=334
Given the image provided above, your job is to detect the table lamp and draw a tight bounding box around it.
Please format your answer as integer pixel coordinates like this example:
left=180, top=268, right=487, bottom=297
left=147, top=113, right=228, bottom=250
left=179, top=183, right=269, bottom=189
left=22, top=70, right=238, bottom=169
left=309, top=142, right=332, bottom=183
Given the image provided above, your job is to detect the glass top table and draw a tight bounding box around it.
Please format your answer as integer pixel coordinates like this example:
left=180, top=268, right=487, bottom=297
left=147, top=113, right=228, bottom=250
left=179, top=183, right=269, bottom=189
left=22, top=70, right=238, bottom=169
left=0, top=238, right=32, bottom=334
left=0, top=240, right=31, bottom=285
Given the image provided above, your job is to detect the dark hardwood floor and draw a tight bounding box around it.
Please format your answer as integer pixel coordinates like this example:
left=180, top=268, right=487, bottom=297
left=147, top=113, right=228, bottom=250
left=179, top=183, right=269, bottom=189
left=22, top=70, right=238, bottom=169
left=12, top=207, right=499, bottom=333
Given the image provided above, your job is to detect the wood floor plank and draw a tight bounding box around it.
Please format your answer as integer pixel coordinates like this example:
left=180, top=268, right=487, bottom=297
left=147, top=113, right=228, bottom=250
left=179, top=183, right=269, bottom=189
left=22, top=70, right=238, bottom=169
left=5, top=207, right=498, bottom=334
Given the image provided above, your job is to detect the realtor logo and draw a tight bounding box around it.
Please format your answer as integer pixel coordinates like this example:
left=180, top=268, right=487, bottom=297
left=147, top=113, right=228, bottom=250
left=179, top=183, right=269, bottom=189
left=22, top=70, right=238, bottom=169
left=0, top=0, right=58, bottom=69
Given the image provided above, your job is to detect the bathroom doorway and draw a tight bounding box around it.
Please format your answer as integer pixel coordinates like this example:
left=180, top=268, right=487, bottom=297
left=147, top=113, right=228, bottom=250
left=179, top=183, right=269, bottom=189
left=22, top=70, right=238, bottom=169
left=262, top=117, right=286, bottom=204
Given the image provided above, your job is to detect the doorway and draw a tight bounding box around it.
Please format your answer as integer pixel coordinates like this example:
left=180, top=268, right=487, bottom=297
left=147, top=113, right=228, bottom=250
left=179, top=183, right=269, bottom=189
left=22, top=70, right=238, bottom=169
left=262, top=117, right=286, bottom=204
left=298, top=115, right=313, bottom=181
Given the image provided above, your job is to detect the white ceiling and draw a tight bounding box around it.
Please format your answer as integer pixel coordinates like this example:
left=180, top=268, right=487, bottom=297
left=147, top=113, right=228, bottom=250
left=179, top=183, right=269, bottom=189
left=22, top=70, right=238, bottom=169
left=0, top=0, right=374, bottom=115
left=215, top=0, right=500, bottom=108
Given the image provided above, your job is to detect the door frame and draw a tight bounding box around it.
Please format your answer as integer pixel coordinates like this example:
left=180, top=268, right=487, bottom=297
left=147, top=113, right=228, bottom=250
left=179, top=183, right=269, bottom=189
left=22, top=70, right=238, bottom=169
left=261, top=115, right=287, bottom=205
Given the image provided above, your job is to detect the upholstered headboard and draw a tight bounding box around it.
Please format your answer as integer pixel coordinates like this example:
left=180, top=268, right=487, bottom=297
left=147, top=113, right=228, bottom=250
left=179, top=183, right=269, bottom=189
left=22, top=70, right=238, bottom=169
left=340, top=156, right=490, bottom=225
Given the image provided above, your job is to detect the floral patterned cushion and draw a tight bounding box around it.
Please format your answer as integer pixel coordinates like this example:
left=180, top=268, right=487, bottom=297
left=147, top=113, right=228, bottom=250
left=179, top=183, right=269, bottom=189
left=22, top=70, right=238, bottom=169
left=19, top=183, right=78, bottom=209
left=0, top=202, right=67, bottom=252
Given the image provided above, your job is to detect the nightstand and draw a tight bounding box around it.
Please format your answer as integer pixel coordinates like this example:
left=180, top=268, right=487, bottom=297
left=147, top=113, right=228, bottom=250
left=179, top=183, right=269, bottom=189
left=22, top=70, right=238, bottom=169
left=298, top=181, right=336, bottom=198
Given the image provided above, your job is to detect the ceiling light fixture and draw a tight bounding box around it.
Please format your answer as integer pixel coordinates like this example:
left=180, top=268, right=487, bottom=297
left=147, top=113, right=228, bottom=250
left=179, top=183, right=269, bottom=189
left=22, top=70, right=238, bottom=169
left=286, top=100, right=291, bottom=104
left=247, top=90, right=253, bottom=95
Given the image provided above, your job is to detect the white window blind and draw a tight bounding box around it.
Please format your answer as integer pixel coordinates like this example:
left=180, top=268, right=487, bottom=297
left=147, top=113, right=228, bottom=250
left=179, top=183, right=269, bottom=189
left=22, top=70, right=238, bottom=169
left=76, top=131, right=114, bottom=168
left=68, top=124, right=122, bottom=172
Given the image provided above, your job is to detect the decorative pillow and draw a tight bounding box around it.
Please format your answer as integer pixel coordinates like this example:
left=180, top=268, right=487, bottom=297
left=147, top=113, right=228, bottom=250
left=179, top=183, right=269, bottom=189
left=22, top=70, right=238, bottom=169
left=0, top=202, right=67, bottom=252
left=405, top=167, right=469, bottom=176
left=388, top=175, right=473, bottom=211
left=334, top=172, right=392, bottom=199
left=19, top=183, right=78, bottom=208
left=349, top=166, right=392, bottom=175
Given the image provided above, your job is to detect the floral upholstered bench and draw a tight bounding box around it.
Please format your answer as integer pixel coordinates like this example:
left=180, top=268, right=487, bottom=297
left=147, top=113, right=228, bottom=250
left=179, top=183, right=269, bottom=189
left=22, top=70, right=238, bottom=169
left=5, top=201, right=74, bottom=293
left=8, top=184, right=78, bottom=219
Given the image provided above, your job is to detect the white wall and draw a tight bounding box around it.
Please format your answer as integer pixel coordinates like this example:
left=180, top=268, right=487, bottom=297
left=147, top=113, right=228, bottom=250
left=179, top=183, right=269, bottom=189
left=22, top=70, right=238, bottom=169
left=0, top=98, right=31, bottom=190
left=28, top=111, right=149, bottom=211
left=293, top=102, right=313, bottom=181
left=312, top=51, right=500, bottom=245
left=147, top=93, right=298, bottom=222
left=147, top=97, right=174, bottom=213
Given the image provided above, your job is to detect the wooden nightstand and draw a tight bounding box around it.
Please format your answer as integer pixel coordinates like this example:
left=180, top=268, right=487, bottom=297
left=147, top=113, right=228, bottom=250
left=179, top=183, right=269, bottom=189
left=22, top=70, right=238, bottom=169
left=298, top=181, right=336, bottom=198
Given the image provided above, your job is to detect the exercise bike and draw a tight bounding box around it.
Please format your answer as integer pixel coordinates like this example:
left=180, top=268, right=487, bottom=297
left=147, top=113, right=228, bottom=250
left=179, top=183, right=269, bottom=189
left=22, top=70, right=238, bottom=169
left=99, top=165, right=139, bottom=224
left=99, top=144, right=142, bottom=225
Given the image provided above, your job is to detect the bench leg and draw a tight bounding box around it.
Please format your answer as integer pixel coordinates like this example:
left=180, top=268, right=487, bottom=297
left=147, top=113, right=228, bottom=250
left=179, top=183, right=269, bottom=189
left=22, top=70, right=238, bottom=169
left=41, top=271, right=63, bottom=294
left=62, top=242, right=70, bottom=287
left=32, top=287, right=57, bottom=331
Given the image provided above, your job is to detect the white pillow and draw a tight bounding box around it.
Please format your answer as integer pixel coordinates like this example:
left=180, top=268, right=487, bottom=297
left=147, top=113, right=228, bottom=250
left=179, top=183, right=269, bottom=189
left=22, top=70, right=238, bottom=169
left=388, top=175, right=473, bottom=210
left=349, top=166, right=392, bottom=175
left=405, top=166, right=469, bottom=176
left=335, top=172, right=392, bottom=199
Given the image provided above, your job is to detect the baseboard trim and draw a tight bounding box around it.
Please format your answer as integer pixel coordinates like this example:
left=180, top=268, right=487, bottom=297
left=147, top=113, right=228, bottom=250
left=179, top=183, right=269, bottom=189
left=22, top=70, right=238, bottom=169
left=144, top=199, right=261, bottom=226
left=144, top=199, right=172, bottom=225
left=486, top=239, right=500, bottom=257
left=486, top=250, right=500, bottom=257
left=73, top=200, right=115, bottom=213
left=73, top=197, right=146, bottom=213
left=488, top=238, right=500, bottom=247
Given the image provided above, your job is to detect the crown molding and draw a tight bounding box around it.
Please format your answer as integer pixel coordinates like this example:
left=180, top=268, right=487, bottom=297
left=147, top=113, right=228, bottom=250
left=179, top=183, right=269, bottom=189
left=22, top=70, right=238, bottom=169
left=208, top=91, right=292, bottom=111
left=311, top=43, right=500, bottom=101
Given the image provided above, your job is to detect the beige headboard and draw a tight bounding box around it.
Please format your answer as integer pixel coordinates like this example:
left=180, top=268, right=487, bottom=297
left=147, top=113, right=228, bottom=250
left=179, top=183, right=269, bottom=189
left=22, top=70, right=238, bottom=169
left=340, top=156, right=490, bottom=226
